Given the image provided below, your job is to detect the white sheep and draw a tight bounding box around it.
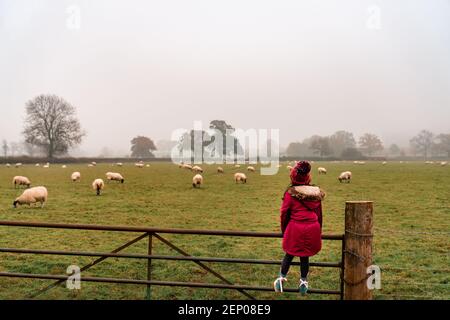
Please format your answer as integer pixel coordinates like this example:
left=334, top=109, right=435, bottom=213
left=91, top=162, right=97, bottom=166
left=6, top=163, right=11, bottom=168
left=338, top=171, right=352, bottom=183
left=441, top=161, right=448, bottom=166
left=192, top=174, right=203, bottom=188
left=13, top=186, right=48, bottom=208
left=247, top=166, right=256, bottom=172
left=135, top=163, right=144, bottom=168
left=235, top=164, right=241, bottom=168
left=43, top=163, right=50, bottom=168
left=234, top=173, right=247, bottom=184
left=13, top=176, right=31, bottom=188
left=35, top=163, right=40, bottom=167
left=382, top=161, right=387, bottom=165
left=62, top=165, right=67, bottom=169
left=217, top=167, right=224, bottom=173
left=116, top=162, right=123, bottom=167
left=88, top=164, right=94, bottom=168
left=106, top=172, right=124, bottom=183
left=318, top=167, right=327, bottom=175
left=71, top=172, right=81, bottom=182
left=192, top=165, right=203, bottom=173
left=182, top=164, right=193, bottom=170
left=92, top=179, right=105, bottom=196
left=15, top=163, right=23, bottom=168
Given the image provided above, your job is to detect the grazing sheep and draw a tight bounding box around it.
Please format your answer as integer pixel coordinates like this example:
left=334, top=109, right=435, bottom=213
left=6, top=163, right=11, bottom=168
left=88, top=164, right=94, bottom=168
left=338, top=171, right=352, bottom=183
left=247, top=166, right=256, bottom=172
left=235, top=164, right=241, bottom=168
left=192, top=165, right=203, bottom=173
left=234, top=173, right=247, bottom=184
left=106, top=172, right=124, bottom=183
left=382, top=161, right=387, bottom=165
left=192, top=174, right=203, bottom=188
left=217, top=167, right=224, bottom=173
left=71, top=172, right=81, bottom=182
left=13, top=176, right=31, bottom=189
left=182, top=164, right=193, bottom=170
left=116, top=163, right=123, bottom=167
left=13, top=186, right=48, bottom=208
left=91, top=162, right=97, bottom=166
left=62, top=165, right=67, bottom=169
left=135, top=163, right=144, bottom=168
left=92, top=179, right=105, bottom=196
left=318, top=167, right=327, bottom=175
left=441, top=161, right=448, bottom=166
left=35, top=163, right=40, bottom=167
left=15, top=163, right=22, bottom=168
left=43, top=163, right=50, bottom=168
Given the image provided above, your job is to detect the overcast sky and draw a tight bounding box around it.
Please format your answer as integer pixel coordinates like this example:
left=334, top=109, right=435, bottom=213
left=1, top=0, right=449, bottom=156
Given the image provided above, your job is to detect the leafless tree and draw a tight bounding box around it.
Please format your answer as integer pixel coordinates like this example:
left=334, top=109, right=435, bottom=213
left=23, top=94, right=85, bottom=158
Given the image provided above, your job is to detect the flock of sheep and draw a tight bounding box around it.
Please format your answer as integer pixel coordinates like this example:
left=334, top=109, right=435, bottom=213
left=5, top=159, right=448, bottom=208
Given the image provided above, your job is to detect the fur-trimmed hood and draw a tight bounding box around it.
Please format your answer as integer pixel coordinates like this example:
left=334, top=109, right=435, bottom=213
left=287, top=185, right=326, bottom=201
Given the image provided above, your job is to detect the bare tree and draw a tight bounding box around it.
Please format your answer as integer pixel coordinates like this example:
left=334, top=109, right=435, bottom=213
left=359, top=133, right=384, bottom=156
left=434, top=133, right=450, bottom=157
left=410, top=130, right=434, bottom=158
left=2, top=140, right=8, bottom=158
left=23, top=94, right=85, bottom=158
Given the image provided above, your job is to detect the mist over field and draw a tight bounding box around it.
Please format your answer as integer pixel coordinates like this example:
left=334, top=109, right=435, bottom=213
left=1, top=0, right=449, bottom=157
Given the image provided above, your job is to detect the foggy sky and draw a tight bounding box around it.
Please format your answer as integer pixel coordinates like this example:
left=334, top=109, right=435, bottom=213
left=1, top=0, right=450, bottom=156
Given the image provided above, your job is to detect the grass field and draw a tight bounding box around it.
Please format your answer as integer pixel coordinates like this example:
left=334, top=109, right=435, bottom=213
left=0, top=161, right=448, bottom=300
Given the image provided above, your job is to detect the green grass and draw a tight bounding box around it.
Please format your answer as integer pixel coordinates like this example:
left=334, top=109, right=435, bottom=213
left=0, top=161, right=449, bottom=300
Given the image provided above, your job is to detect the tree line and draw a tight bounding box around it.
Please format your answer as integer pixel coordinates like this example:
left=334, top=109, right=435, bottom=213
left=285, top=130, right=450, bottom=159
left=2, top=94, right=449, bottom=160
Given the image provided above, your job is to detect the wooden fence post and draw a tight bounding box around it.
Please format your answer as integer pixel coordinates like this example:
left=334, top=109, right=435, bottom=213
left=344, top=201, right=373, bottom=300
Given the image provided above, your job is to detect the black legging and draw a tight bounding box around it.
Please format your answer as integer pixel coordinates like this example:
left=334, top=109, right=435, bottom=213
left=280, top=254, right=309, bottom=279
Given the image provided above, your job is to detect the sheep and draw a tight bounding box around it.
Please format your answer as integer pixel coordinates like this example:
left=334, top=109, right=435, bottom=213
left=146, top=164, right=150, bottom=167
left=92, top=179, right=105, bottom=196
left=234, top=173, right=247, bottom=184
left=182, top=164, right=193, bottom=170
left=13, top=186, right=48, bottom=208
left=91, top=162, right=97, bottom=166
left=217, top=167, right=224, bottom=173
left=13, top=176, right=31, bottom=189
left=318, top=167, right=327, bottom=175
left=43, top=163, right=50, bottom=168
left=15, top=163, right=23, bottom=168
left=235, top=164, right=241, bottom=168
left=338, top=171, right=352, bottom=183
left=88, top=164, right=94, bottom=168
left=441, top=161, right=448, bottom=167
left=62, top=165, right=67, bottom=169
left=106, top=172, right=124, bottom=183
left=192, top=174, right=203, bottom=188
left=6, top=163, right=11, bottom=168
left=382, top=161, right=387, bottom=165
left=192, top=165, right=203, bottom=173
left=35, top=163, right=40, bottom=167
left=71, top=172, right=81, bottom=182
left=135, top=163, right=144, bottom=168
left=247, top=166, right=256, bottom=172
left=116, top=163, right=123, bottom=167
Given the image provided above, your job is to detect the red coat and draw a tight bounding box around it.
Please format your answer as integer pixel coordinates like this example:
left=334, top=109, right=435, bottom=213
left=280, top=191, right=323, bottom=257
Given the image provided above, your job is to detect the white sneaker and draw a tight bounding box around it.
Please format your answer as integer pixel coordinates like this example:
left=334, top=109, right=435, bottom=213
left=273, top=276, right=287, bottom=292
left=299, top=279, right=309, bottom=295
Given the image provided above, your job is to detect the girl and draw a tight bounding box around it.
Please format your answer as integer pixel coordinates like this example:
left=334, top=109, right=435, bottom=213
left=273, top=161, right=325, bottom=295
